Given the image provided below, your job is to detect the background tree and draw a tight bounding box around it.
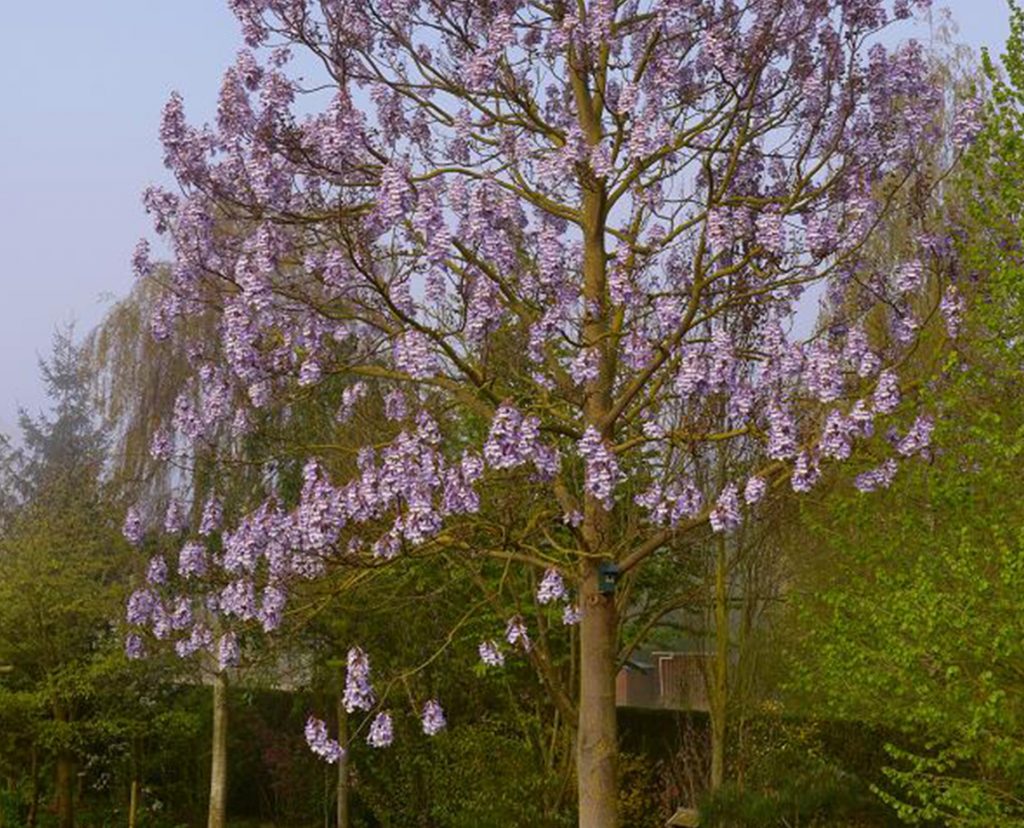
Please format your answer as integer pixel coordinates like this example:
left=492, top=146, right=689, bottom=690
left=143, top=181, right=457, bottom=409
left=776, top=11, right=1024, bottom=825
left=0, top=329, right=133, bottom=828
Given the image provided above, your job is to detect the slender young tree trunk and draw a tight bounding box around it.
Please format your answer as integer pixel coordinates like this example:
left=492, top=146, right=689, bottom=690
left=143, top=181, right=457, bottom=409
left=710, top=535, right=729, bottom=791
left=128, top=738, right=141, bottom=828
left=26, top=743, right=40, bottom=828
left=577, top=562, right=619, bottom=828
left=207, top=672, right=228, bottom=828
left=53, top=706, right=74, bottom=828
left=128, top=778, right=141, bottom=828
left=336, top=694, right=349, bottom=828
left=55, top=753, right=74, bottom=828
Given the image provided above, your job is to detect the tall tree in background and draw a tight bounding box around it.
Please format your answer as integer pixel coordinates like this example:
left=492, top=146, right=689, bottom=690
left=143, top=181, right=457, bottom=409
left=125, top=2, right=977, bottom=824
left=0, top=328, right=130, bottom=828
left=781, top=7, right=1024, bottom=825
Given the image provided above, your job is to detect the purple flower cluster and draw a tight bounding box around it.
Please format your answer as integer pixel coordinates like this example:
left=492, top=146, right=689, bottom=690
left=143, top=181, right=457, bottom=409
left=218, top=631, right=240, bottom=670
left=178, top=541, right=207, bottom=579
left=123, top=506, right=144, bottom=547
left=484, top=403, right=542, bottom=470
left=305, top=716, right=344, bottom=763
left=199, top=496, right=223, bottom=536
left=709, top=484, right=741, bottom=533
left=164, top=498, right=188, bottom=534
left=505, top=616, right=531, bottom=651
left=896, top=415, right=935, bottom=457
left=344, top=647, right=376, bottom=713
left=478, top=640, right=505, bottom=667
left=578, top=427, right=620, bottom=510
left=421, top=700, right=446, bottom=736
left=146, top=556, right=168, bottom=586
left=854, top=459, right=899, bottom=492
left=743, top=476, right=767, bottom=506
left=791, top=452, right=820, bottom=494
left=766, top=405, right=798, bottom=461
left=941, top=285, right=965, bottom=338
left=873, top=371, right=901, bottom=415
left=367, top=712, right=394, bottom=748
left=125, top=633, right=145, bottom=660
left=537, top=569, right=567, bottom=604
left=820, top=411, right=853, bottom=461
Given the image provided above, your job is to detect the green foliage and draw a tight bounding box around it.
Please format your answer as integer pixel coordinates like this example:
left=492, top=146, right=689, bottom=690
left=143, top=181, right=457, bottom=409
left=699, top=714, right=898, bottom=828
left=784, top=271, right=1024, bottom=822
left=784, top=377, right=1024, bottom=822
left=775, top=13, right=1024, bottom=825
left=353, top=720, right=573, bottom=828
left=967, top=1, right=1024, bottom=355
left=0, top=329, right=201, bottom=828
left=617, top=751, right=667, bottom=828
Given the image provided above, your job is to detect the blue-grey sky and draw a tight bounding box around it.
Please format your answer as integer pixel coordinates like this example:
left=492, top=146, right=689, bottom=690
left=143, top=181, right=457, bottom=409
left=0, top=1, right=1013, bottom=436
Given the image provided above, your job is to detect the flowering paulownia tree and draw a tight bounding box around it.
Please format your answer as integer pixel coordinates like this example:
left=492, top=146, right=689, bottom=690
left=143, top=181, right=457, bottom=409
left=124, top=1, right=978, bottom=824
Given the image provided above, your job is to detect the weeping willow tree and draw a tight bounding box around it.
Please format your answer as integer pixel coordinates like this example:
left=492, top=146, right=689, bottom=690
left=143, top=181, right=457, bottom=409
left=83, top=273, right=198, bottom=509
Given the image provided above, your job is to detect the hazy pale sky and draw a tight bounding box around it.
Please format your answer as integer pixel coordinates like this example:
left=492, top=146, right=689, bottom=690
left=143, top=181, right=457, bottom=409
left=0, top=1, right=1013, bottom=435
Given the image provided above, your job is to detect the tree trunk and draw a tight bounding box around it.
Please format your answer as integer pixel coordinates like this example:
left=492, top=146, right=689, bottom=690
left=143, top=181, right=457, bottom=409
left=128, top=737, right=141, bottom=828
left=574, top=59, right=616, bottom=825
left=710, top=535, right=729, bottom=791
left=53, top=705, right=74, bottom=828
left=27, top=743, right=39, bottom=828
left=577, top=562, right=619, bottom=828
left=336, top=694, right=349, bottom=828
left=207, top=672, right=228, bottom=828
left=55, top=752, right=74, bottom=828
left=128, top=778, right=141, bottom=828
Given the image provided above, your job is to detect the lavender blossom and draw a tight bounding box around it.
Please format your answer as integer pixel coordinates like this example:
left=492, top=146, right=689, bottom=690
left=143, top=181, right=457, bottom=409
left=126, top=589, right=156, bottom=626
left=478, top=640, right=505, bottom=667
left=218, top=632, right=240, bottom=670
left=199, top=495, right=223, bottom=536
left=537, top=568, right=567, bottom=604
left=164, top=498, right=188, bottom=534
left=941, top=285, right=965, bottom=338
left=421, top=700, right=446, bottom=736
left=305, top=716, right=344, bottom=763
left=367, top=712, right=394, bottom=748
left=344, top=647, right=376, bottom=713
left=505, top=616, right=531, bottom=651
left=146, top=555, right=168, bottom=586
left=709, top=484, right=741, bottom=533
left=178, top=541, right=207, bottom=579
left=766, top=404, right=797, bottom=460
left=820, top=411, right=853, bottom=460
left=123, top=506, right=144, bottom=547
left=791, top=451, right=820, bottom=493
left=578, top=426, right=620, bottom=509
left=896, top=414, right=935, bottom=457
left=743, top=476, right=767, bottom=506
left=124, top=633, right=146, bottom=660
left=854, top=458, right=899, bottom=492
left=873, top=371, right=901, bottom=414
